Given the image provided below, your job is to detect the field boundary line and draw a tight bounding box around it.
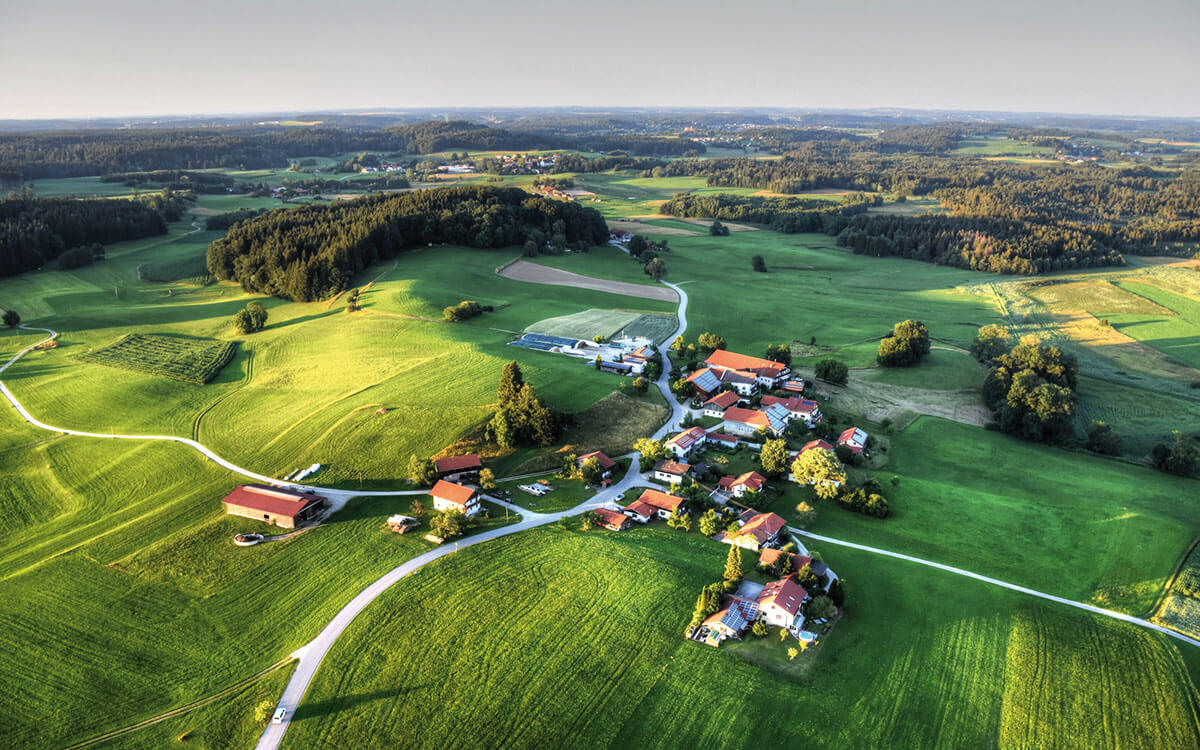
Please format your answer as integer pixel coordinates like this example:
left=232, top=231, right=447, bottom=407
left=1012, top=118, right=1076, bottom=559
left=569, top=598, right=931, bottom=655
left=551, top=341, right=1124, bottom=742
left=62, top=657, right=294, bottom=749
left=790, top=527, right=1200, bottom=649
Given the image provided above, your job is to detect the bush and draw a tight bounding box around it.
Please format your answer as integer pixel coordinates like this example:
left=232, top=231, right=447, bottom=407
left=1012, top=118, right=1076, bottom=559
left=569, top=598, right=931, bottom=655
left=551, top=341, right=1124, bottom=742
left=1085, top=421, right=1122, bottom=456
left=709, top=220, right=730, bottom=236
left=443, top=300, right=484, bottom=322
left=876, top=320, right=930, bottom=367
left=751, top=620, right=768, bottom=637
left=2, top=309, right=19, bottom=328
left=751, top=255, right=766, bottom=272
left=815, top=358, right=848, bottom=386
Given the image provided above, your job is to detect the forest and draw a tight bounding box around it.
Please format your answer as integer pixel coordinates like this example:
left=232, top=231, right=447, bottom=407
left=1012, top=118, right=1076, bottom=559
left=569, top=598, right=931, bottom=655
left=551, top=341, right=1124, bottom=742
left=0, top=197, right=166, bottom=278
left=659, top=192, right=879, bottom=233
left=206, top=186, right=609, bottom=302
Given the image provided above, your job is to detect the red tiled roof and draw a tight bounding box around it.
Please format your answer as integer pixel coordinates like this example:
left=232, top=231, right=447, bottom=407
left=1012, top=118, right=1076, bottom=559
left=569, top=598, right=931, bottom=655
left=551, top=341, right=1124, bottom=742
left=838, top=427, right=868, bottom=453
left=723, top=407, right=769, bottom=427
left=739, top=512, right=787, bottom=546
left=594, top=508, right=629, bottom=528
left=759, top=548, right=813, bottom=573
left=431, top=479, right=477, bottom=507
left=706, top=350, right=788, bottom=377
left=654, top=459, right=691, bottom=476
left=800, top=439, right=834, bottom=454
left=757, top=577, right=808, bottom=616
left=702, top=391, right=740, bottom=409
left=733, top=471, right=766, bottom=491
left=578, top=451, right=616, bottom=470
left=638, top=489, right=683, bottom=512
left=434, top=454, right=482, bottom=473
left=623, top=500, right=655, bottom=518
left=221, top=485, right=325, bottom=518
left=761, top=396, right=818, bottom=414
left=665, top=426, right=707, bottom=450
left=706, top=431, right=739, bottom=445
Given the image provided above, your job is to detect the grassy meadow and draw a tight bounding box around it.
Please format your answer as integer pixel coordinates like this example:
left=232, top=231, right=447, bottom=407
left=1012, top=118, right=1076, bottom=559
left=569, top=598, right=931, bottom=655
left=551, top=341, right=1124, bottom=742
left=283, top=526, right=1200, bottom=750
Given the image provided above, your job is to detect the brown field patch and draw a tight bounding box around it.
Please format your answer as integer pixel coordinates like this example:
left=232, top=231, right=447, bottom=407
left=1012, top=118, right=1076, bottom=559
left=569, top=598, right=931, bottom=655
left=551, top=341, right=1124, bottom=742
left=1055, top=310, right=1200, bottom=381
left=607, top=220, right=698, bottom=237
left=497, top=260, right=678, bottom=302
left=187, top=207, right=223, bottom=216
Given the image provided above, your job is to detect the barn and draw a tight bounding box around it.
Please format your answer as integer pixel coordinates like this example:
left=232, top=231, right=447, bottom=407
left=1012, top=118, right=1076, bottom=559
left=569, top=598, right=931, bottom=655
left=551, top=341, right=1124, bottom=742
left=221, top=485, right=326, bottom=529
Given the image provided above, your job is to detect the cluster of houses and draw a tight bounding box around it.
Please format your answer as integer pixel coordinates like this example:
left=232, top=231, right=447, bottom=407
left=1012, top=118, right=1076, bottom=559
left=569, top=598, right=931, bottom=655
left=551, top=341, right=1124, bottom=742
left=509, top=333, right=656, bottom=377
left=359, top=163, right=407, bottom=174
left=495, top=152, right=560, bottom=174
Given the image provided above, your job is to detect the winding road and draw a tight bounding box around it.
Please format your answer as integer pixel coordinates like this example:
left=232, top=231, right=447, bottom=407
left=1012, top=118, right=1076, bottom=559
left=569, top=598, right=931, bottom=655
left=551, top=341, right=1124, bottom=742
left=2, top=274, right=1196, bottom=750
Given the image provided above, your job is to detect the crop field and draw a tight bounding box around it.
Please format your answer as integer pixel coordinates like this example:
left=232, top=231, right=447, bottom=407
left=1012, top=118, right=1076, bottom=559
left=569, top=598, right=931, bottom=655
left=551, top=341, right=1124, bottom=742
left=953, top=136, right=1056, bottom=156
left=1106, top=281, right=1200, bottom=369
left=283, top=526, right=1200, bottom=750
left=77, top=333, right=238, bottom=385
left=1155, top=544, right=1200, bottom=640
left=526, top=308, right=678, bottom=343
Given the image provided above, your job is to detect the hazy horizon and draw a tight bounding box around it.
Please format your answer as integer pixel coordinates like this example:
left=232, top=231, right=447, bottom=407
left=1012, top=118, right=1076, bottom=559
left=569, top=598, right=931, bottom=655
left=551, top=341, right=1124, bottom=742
left=2, top=0, right=1198, bottom=120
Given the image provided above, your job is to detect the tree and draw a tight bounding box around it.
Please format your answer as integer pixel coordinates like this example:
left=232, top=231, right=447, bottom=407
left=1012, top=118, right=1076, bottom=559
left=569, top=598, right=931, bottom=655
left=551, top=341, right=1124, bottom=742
left=631, top=376, right=649, bottom=394
left=793, top=501, right=817, bottom=529
left=751, top=620, right=768, bottom=637
left=246, top=301, right=268, bottom=331
left=407, top=455, right=438, bottom=486
left=827, top=578, right=846, bottom=608
left=488, top=408, right=517, bottom=448
left=695, top=584, right=721, bottom=619
left=724, top=543, right=744, bottom=583
left=698, top=332, right=727, bottom=351
left=877, top=320, right=930, bottom=367
left=628, top=234, right=649, bottom=258
left=497, top=361, right=525, bottom=407
left=1, top=309, right=18, bottom=328
left=709, top=219, right=730, bottom=236
left=430, top=510, right=467, bottom=540
left=764, top=344, right=792, bottom=365
left=409, top=498, right=426, bottom=517
left=970, top=324, right=1011, bottom=362
left=1151, top=431, right=1199, bottom=476
left=667, top=510, right=691, bottom=532
left=1085, top=421, right=1121, bottom=456
left=751, top=255, right=767, bottom=272
left=645, top=257, right=667, bottom=281
left=670, top=378, right=693, bottom=399
left=478, top=468, right=496, bottom=490
left=231, top=308, right=254, bottom=334
left=795, top=563, right=819, bottom=591
left=791, top=448, right=846, bottom=500
left=815, top=358, right=848, bottom=386
left=254, top=700, right=275, bottom=724
left=788, top=647, right=800, bottom=661
left=805, top=594, right=836, bottom=621
left=579, top=457, right=603, bottom=485
left=698, top=509, right=719, bottom=537
left=634, top=437, right=667, bottom=471
left=760, top=438, right=791, bottom=476
left=580, top=511, right=597, bottom=531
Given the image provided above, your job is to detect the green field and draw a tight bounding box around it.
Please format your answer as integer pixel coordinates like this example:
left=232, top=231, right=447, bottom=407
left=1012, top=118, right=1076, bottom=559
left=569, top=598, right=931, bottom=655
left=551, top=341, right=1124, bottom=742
left=77, top=332, right=237, bottom=385
left=1108, top=281, right=1200, bottom=369
left=526, top=308, right=678, bottom=343
left=283, top=526, right=1200, bottom=750
left=865, top=348, right=984, bottom=390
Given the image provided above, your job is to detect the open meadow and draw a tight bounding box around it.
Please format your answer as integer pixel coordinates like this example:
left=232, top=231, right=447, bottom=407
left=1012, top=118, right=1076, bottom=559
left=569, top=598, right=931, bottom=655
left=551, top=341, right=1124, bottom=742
left=283, top=525, right=1200, bottom=750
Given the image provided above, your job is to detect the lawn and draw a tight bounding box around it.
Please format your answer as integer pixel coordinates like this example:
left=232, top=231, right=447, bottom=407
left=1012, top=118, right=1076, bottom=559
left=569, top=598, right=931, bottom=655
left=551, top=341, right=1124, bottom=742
left=282, top=526, right=1200, bottom=750
left=492, top=473, right=597, bottom=514
left=865, top=348, right=984, bottom=390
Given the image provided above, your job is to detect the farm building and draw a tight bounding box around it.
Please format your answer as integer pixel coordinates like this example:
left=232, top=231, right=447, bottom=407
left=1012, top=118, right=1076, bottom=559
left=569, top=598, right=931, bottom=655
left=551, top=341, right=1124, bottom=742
left=431, top=480, right=481, bottom=516
left=635, top=489, right=685, bottom=519
left=838, top=427, right=869, bottom=455
left=577, top=451, right=617, bottom=479
left=705, top=431, right=740, bottom=450
left=221, top=485, right=326, bottom=529
left=702, top=391, right=741, bottom=418
left=653, top=460, right=692, bottom=485
left=760, top=396, right=822, bottom=427
left=686, top=367, right=756, bottom=398
left=434, top=454, right=482, bottom=478
left=705, top=350, right=790, bottom=388
left=594, top=508, right=632, bottom=531
left=621, top=500, right=655, bottom=524
left=664, top=426, right=708, bottom=458
left=782, top=379, right=806, bottom=393
left=721, top=403, right=790, bottom=438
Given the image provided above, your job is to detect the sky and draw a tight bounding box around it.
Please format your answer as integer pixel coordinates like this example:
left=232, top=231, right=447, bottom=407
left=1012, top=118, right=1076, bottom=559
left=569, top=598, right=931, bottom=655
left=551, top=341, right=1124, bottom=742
left=1, top=0, right=1198, bottom=120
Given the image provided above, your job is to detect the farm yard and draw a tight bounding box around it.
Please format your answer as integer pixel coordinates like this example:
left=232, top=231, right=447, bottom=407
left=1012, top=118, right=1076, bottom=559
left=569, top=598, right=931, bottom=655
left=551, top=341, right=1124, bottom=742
left=77, top=333, right=238, bottom=385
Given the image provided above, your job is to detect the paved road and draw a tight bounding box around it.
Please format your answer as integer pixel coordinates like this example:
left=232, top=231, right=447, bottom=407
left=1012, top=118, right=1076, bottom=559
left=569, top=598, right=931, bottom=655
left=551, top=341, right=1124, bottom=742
left=790, top=526, right=1200, bottom=649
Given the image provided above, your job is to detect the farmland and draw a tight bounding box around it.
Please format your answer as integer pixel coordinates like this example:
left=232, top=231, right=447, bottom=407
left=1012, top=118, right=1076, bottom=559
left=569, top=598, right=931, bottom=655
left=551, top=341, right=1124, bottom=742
left=525, top=308, right=678, bottom=343
left=77, top=333, right=238, bottom=385
left=283, top=526, right=1200, bottom=750
left=1155, top=543, right=1200, bottom=640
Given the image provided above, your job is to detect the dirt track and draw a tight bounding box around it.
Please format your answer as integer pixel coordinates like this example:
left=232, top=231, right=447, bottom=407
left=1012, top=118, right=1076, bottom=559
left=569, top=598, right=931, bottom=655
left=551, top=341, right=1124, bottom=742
left=498, top=260, right=679, bottom=302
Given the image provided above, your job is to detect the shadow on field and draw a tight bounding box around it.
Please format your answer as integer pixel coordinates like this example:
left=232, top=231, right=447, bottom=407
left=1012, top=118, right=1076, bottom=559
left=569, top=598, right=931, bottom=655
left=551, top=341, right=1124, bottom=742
left=292, top=686, right=428, bottom=721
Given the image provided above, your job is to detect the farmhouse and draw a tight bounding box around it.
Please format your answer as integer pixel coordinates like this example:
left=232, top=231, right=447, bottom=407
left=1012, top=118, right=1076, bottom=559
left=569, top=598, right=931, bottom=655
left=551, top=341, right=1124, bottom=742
left=686, top=367, right=756, bottom=398
left=719, top=511, right=788, bottom=551
left=838, top=427, right=869, bottom=455
left=430, top=479, right=481, bottom=516
left=598, top=360, right=635, bottom=375
left=665, top=426, right=708, bottom=458
left=434, top=454, right=482, bottom=478
left=653, top=459, right=692, bottom=485
left=717, top=471, right=767, bottom=498
left=761, top=395, right=822, bottom=427
left=635, top=488, right=685, bottom=519
left=721, top=403, right=790, bottom=438
left=577, top=451, right=617, bottom=479
left=701, top=390, right=741, bottom=417
left=756, top=577, right=809, bottom=631
left=705, top=350, right=790, bottom=389
left=221, top=485, right=326, bottom=529
left=621, top=500, right=655, bottom=524
left=594, top=507, right=632, bottom=531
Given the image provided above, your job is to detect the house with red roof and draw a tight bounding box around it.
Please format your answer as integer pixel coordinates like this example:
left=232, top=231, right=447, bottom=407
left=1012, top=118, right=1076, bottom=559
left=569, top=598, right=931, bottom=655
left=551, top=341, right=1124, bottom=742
left=705, top=350, right=791, bottom=388
left=759, top=548, right=813, bottom=576
left=636, top=488, right=685, bottom=519
left=719, top=511, right=788, bottom=551
left=577, top=451, right=617, bottom=479
left=838, top=427, right=869, bottom=455
left=686, top=367, right=757, bottom=398
left=221, top=485, right=326, bottom=529
left=701, top=390, right=741, bottom=418
left=756, top=577, right=809, bottom=630
left=721, top=404, right=791, bottom=438
left=594, top=507, right=631, bottom=531
left=434, top=454, right=482, bottom=478
left=702, top=597, right=759, bottom=640
left=761, top=395, right=822, bottom=427
left=705, top=431, right=740, bottom=450
left=621, top=500, right=655, bottom=523
left=430, top=479, right=481, bottom=516
left=717, top=471, right=767, bottom=498
left=664, top=426, right=708, bottom=458
left=653, top=459, right=692, bottom=485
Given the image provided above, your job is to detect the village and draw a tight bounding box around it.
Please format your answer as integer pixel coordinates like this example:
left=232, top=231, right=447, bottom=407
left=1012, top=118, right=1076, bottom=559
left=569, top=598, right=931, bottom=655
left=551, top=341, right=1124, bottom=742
left=218, top=345, right=865, bottom=652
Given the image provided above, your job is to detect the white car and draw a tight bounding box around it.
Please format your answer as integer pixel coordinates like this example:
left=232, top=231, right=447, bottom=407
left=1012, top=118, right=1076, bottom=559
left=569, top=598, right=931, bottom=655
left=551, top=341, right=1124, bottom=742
left=272, top=707, right=287, bottom=724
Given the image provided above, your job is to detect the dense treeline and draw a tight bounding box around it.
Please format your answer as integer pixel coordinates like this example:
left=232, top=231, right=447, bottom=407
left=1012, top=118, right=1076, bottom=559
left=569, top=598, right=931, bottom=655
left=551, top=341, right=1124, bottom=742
left=835, top=214, right=1124, bottom=274
left=205, top=208, right=268, bottom=231
left=101, top=170, right=239, bottom=193
left=206, top=186, right=609, bottom=301
left=659, top=192, right=879, bottom=232
left=0, top=197, right=165, bottom=277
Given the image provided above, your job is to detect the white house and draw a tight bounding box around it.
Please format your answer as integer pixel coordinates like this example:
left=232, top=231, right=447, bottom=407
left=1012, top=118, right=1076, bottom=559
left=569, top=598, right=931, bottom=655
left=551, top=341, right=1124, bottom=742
left=838, top=427, right=869, bottom=455
left=430, top=479, right=481, bottom=516
left=756, top=577, right=809, bottom=631
left=653, top=459, right=691, bottom=485
left=636, top=488, right=685, bottom=519
left=664, top=426, right=708, bottom=459
left=717, top=471, right=767, bottom=498
left=705, top=350, right=791, bottom=389
left=702, top=391, right=741, bottom=418
left=761, top=396, right=822, bottom=428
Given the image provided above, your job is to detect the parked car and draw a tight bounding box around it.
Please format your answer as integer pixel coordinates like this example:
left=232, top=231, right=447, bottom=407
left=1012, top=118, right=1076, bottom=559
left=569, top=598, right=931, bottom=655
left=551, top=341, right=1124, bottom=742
left=272, top=708, right=287, bottom=724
